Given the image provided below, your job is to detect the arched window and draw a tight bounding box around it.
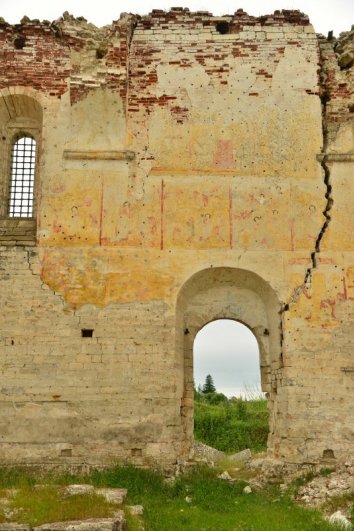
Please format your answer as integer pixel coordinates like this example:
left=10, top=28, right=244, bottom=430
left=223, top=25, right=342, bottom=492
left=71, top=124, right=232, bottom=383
left=8, top=135, right=37, bottom=218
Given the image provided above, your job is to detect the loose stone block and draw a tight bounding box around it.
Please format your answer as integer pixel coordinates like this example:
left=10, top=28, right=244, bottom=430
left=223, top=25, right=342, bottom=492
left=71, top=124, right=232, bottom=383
left=33, top=518, right=126, bottom=531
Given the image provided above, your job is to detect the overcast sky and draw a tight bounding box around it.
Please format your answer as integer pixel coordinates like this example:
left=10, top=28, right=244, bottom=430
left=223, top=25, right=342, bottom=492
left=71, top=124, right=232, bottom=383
left=3, top=0, right=352, bottom=397
left=194, top=320, right=261, bottom=397
left=1, top=0, right=354, bottom=36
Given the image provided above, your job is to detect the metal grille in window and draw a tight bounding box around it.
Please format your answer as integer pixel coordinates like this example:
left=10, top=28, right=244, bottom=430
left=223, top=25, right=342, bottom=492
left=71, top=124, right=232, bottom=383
left=8, top=136, right=36, bottom=217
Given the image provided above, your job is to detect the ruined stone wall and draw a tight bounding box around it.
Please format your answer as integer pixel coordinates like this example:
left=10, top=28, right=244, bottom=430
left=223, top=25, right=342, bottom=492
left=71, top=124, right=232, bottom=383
left=0, top=9, right=353, bottom=467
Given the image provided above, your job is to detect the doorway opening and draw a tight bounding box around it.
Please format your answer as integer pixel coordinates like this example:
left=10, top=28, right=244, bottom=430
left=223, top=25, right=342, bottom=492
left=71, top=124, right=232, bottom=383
left=194, top=319, right=261, bottom=399
left=193, top=319, right=268, bottom=454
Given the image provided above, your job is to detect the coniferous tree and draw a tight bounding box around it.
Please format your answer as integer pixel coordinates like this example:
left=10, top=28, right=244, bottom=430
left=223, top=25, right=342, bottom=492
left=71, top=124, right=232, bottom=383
left=202, top=374, right=216, bottom=394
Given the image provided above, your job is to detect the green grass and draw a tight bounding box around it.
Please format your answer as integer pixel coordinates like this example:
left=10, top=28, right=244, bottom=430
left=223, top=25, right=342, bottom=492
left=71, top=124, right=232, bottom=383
left=0, top=465, right=340, bottom=530
left=194, top=398, right=269, bottom=453
left=84, top=465, right=334, bottom=531
left=2, top=488, right=117, bottom=527
left=0, top=467, right=38, bottom=488
left=319, top=467, right=335, bottom=476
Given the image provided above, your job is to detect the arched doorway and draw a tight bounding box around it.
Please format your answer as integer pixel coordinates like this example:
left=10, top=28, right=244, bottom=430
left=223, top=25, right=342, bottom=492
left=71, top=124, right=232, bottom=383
left=193, top=319, right=269, bottom=453
left=176, top=267, right=282, bottom=459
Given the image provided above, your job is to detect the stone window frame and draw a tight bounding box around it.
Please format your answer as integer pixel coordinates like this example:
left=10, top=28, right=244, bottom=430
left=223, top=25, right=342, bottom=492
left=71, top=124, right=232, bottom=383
left=0, top=117, right=40, bottom=244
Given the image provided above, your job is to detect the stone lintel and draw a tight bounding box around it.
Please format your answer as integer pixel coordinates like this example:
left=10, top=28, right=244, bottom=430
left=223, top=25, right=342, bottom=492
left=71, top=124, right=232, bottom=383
left=63, top=150, right=136, bottom=161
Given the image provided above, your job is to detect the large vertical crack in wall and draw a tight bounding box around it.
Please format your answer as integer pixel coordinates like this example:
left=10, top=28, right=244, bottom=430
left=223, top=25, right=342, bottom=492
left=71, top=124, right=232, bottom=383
left=281, top=37, right=334, bottom=314
left=278, top=36, right=334, bottom=365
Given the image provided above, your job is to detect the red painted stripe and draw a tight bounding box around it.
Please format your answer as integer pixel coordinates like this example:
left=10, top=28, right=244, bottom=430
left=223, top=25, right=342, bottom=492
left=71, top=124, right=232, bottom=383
left=229, top=185, right=233, bottom=249
left=160, top=179, right=164, bottom=250
left=99, top=177, right=104, bottom=246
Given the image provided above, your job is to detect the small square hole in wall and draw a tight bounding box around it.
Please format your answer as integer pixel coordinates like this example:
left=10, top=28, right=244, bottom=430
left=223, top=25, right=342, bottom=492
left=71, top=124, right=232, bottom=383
left=60, top=448, right=72, bottom=457
left=14, top=36, right=26, bottom=49
left=323, top=449, right=335, bottom=459
left=81, top=329, right=94, bottom=338
left=131, top=448, right=142, bottom=457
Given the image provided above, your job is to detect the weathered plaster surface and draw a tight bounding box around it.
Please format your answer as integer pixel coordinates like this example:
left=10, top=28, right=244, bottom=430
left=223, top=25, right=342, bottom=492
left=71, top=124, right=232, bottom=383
left=0, top=9, right=353, bottom=467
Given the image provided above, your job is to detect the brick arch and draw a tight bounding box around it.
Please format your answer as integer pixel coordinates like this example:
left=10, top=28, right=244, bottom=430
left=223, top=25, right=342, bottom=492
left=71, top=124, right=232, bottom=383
left=0, top=86, right=49, bottom=116
left=0, top=93, right=43, bottom=126
left=175, top=266, right=282, bottom=459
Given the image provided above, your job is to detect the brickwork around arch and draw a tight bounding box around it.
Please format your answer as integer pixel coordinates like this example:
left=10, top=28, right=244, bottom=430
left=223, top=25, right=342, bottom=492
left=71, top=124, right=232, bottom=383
left=0, top=9, right=353, bottom=467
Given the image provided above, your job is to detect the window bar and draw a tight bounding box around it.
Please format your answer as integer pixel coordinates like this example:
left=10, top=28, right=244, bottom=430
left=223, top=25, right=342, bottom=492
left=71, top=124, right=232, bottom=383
left=8, top=136, right=36, bottom=218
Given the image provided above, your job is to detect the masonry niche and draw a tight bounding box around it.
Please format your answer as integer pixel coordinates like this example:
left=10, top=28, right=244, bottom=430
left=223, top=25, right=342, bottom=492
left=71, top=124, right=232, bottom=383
left=176, top=267, right=282, bottom=459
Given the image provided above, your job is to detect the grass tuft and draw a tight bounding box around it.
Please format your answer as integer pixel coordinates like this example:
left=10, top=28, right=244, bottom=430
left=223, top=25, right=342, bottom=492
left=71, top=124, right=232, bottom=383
left=319, top=467, right=335, bottom=476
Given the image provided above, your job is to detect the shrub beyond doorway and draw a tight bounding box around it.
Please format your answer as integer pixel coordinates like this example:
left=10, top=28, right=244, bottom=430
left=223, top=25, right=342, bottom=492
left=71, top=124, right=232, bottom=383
left=194, top=383, right=269, bottom=453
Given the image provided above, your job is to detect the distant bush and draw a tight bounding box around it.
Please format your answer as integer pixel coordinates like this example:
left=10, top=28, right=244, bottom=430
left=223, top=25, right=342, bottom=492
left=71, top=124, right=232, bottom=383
left=194, top=398, right=269, bottom=453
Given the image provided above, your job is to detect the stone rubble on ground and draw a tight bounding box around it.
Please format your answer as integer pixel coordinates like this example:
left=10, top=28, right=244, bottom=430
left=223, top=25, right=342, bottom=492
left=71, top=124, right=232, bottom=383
left=1, top=455, right=354, bottom=530
left=327, top=511, right=352, bottom=530
left=194, top=441, right=225, bottom=461
left=217, top=471, right=232, bottom=481
left=248, top=458, right=267, bottom=470
left=229, top=449, right=252, bottom=463
left=126, top=505, right=144, bottom=516
left=162, top=476, right=176, bottom=486
left=0, top=525, right=30, bottom=531
left=0, top=485, right=128, bottom=531
left=0, top=489, right=20, bottom=521
left=244, top=456, right=354, bottom=521
left=63, top=485, right=127, bottom=504
left=0, top=518, right=127, bottom=531
left=94, top=489, right=127, bottom=505
left=247, top=457, right=287, bottom=486
left=32, top=517, right=126, bottom=531
left=279, top=483, right=287, bottom=494
left=63, top=485, right=94, bottom=496
left=296, top=461, right=354, bottom=508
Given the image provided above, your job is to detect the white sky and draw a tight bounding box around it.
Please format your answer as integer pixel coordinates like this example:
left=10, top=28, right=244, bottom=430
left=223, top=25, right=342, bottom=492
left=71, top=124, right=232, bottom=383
left=194, top=320, right=260, bottom=397
left=1, top=0, right=354, bottom=36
